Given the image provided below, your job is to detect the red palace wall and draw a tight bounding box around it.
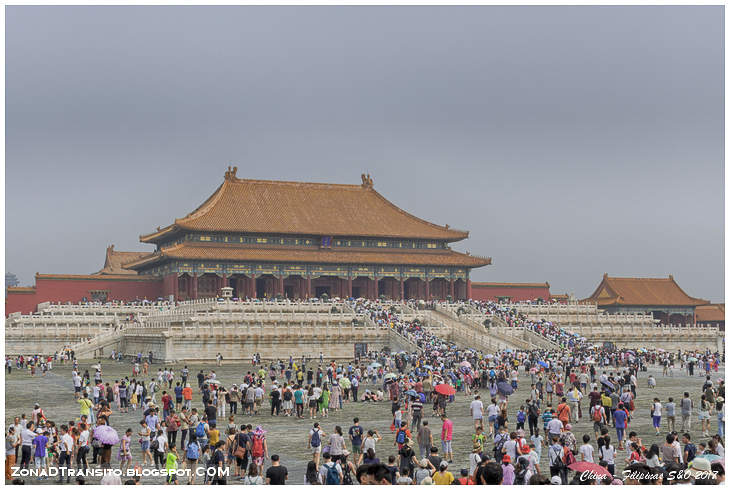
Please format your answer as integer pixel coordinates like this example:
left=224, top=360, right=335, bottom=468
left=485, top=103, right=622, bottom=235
left=470, top=283, right=551, bottom=302
left=6, top=275, right=163, bottom=315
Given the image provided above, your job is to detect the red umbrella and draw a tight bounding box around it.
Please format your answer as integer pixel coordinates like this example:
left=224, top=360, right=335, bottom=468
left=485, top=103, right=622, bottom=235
left=568, top=462, right=613, bottom=480
left=434, top=384, right=456, bottom=396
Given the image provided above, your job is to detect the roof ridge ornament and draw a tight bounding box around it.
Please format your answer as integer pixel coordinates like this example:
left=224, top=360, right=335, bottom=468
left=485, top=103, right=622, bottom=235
left=225, top=165, right=238, bottom=181
left=360, top=173, right=374, bottom=189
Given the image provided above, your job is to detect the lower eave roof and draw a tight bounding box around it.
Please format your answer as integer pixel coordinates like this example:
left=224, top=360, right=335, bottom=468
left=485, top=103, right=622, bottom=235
left=125, top=243, right=491, bottom=269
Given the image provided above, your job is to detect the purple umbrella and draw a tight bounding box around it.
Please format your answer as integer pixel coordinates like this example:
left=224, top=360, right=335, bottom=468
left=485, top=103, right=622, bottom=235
left=93, top=425, right=119, bottom=445
left=497, top=381, right=514, bottom=395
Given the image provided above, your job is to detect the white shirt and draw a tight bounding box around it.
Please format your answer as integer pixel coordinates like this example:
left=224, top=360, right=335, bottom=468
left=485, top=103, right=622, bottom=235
left=486, top=404, right=499, bottom=417
left=59, top=433, right=74, bottom=453
left=547, top=418, right=563, bottom=434
left=599, top=445, right=615, bottom=464
left=470, top=400, right=484, bottom=419
left=579, top=444, right=594, bottom=463
left=652, top=402, right=662, bottom=417
left=20, top=429, right=35, bottom=446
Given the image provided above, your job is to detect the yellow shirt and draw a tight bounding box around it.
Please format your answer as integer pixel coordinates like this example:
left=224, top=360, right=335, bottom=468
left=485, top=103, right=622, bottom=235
left=78, top=398, right=93, bottom=416
left=433, top=471, right=454, bottom=485
left=209, top=429, right=220, bottom=445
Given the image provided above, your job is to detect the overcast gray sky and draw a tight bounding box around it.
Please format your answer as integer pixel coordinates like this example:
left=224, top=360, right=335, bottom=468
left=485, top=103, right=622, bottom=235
left=6, top=6, right=724, bottom=301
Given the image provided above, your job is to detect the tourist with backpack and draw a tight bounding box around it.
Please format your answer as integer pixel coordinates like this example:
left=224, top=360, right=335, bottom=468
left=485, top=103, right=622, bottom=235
left=250, top=426, right=268, bottom=476
left=184, top=439, right=201, bottom=485
left=591, top=403, right=607, bottom=440
left=394, top=421, right=411, bottom=450
left=319, top=452, right=343, bottom=485
left=308, top=422, right=325, bottom=466
left=194, top=417, right=209, bottom=450
left=548, top=435, right=568, bottom=484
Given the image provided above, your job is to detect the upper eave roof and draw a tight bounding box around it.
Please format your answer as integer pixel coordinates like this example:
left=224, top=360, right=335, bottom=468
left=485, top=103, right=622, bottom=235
left=140, top=169, right=469, bottom=243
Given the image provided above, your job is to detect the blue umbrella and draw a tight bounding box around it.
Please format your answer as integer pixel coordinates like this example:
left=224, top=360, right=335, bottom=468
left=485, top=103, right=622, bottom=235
left=695, top=454, right=722, bottom=462
left=538, top=361, right=549, bottom=368
left=601, top=380, right=615, bottom=391
left=405, top=389, right=418, bottom=397
left=419, top=393, right=426, bottom=403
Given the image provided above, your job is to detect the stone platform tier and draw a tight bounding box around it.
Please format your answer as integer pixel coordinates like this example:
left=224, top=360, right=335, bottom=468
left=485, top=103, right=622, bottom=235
left=5, top=299, right=430, bottom=361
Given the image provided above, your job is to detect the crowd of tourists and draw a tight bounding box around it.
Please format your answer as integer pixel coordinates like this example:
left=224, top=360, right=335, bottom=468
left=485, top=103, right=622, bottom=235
left=4, top=298, right=725, bottom=485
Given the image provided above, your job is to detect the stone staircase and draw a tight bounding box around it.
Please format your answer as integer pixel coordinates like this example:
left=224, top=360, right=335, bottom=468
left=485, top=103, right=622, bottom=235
left=427, top=307, right=531, bottom=351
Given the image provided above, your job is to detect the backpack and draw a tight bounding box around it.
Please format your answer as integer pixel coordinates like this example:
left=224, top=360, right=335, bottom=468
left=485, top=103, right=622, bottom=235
left=592, top=406, right=603, bottom=422
left=493, top=434, right=507, bottom=459
left=195, top=422, right=206, bottom=439
left=396, top=429, right=407, bottom=445
left=514, top=470, right=528, bottom=485
left=550, top=446, right=565, bottom=469
left=186, top=441, right=200, bottom=460
left=528, top=404, right=539, bottom=418
left=517, top=411, right=526, bottom=424
left=150, top=438, right=160, bottom=451
left=343, top=463, right=354, bottom=485
left=311, top=429, right=321, bottom=447
left=252, top=435, right=265, bottom=458
left=563, top=447, right=577, bottom=466
left=284, top=390, right=293, bottom=401
left=326, top=462, right=341, bottom=485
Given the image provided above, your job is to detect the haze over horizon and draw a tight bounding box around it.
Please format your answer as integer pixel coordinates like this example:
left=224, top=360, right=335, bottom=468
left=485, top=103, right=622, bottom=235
left=6, top=6, right=724, bottom=302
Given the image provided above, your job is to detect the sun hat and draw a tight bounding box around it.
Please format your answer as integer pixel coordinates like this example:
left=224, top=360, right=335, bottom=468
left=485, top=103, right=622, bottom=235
left=502, top=455, right=511, bottom=463
left=551, top=476, right=562, bottom=484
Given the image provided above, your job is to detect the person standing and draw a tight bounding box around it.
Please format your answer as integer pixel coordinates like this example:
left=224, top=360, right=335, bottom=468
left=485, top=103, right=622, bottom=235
left=470, top=395, right=484, bottom=430
left=440, top=415, right=453, bottom=464
left=19, top=422, right=35, bottom=470
left=56, top=425, right=73, bottom=484
left=265, top=454, right=288, bottom=485
left=5, top=427, right=18, bottom=481
left=680, top=392, right=693, bottom=432
left=651, top=398, right=662, bottom=436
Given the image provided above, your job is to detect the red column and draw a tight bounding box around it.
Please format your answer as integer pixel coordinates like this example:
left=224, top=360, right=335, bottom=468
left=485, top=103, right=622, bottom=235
left=450, top=279, right=455, bottom=299
left=250, top=276, right=257, bottom=299
left=400, top=278, right=405, bottom=300
left=374, top=277, right=380, bottom=299
left=467, top=279, right=472, bottom=299
left=222, top=274, right=229, bottom=288
left=425, top=279, right=430, bottom=300
left=278, top=276, right=284, bottom=297
left=191, top=274, right=199, bottom=299
left=348, top=277, right=353, bottom=298
left=173, top=274, right=179, bottom=301
left=306, top=276, right=312, bottom=298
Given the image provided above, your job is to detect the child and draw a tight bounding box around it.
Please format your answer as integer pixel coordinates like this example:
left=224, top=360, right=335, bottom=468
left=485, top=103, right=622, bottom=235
left=530, top=432, right=544, bottom=461
left=200, top=445, right=212, bottom=484
left=579, top=434, right=594, bottom=462
left=516, top=406, right=526, bottom=431
left=393, top=406, right=403, bottom=431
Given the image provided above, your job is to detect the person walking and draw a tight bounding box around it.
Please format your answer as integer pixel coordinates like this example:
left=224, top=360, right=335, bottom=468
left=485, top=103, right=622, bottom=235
left=440, top=415, right=453, bottom=464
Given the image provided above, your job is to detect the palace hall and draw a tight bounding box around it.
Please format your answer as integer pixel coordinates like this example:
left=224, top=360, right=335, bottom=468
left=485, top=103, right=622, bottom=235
left=6, top=169, right=491, bottom=313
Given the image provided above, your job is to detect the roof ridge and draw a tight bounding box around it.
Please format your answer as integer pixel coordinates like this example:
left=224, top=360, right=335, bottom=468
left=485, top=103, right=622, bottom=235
left=368, top=189, right=468, bottom=237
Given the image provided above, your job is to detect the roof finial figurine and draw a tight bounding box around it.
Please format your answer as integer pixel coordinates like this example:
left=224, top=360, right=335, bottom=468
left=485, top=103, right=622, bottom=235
left=224, top=165, right=238, bottom=181
left=361, top=173, right=374, bottom=189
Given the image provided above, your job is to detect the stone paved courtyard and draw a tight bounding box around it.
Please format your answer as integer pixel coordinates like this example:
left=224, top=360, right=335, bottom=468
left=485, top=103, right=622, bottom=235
left=5, top=360, right=723, bottom=484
